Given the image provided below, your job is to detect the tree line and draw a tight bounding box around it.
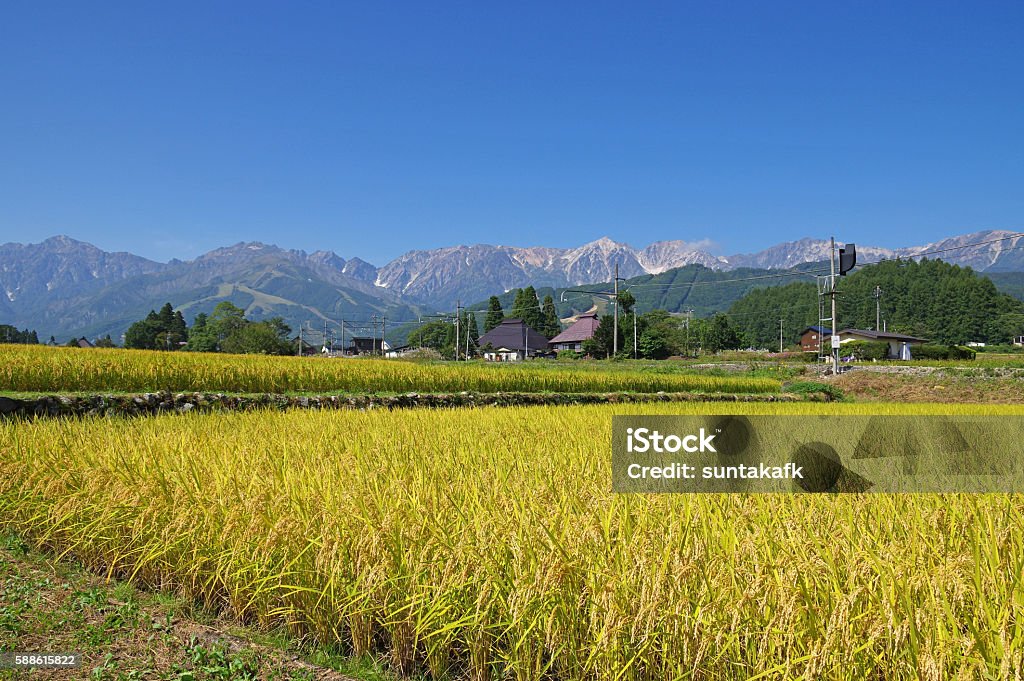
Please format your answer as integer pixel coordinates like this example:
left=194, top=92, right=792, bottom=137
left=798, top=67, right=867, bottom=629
left=0, top=325, right=39, bottom=344
left=728, top=258, right=1024, bottom=347
left=125, top=302, right=294, bottom=355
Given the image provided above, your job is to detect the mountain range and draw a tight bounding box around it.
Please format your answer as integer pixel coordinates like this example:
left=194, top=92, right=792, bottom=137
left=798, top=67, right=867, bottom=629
left=1, top=230, right=1022, bottom=340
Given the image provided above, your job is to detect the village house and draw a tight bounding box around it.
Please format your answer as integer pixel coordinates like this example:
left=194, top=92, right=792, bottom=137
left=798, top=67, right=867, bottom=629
left=347, top=336, right=390, bottom=356
left=799, top=326, right=831, bottom=353
left=548, top=313, right=600, bottom=353
left=477, top=318, right=549, bottom=361
left=836, top=328, right=928, bottom=360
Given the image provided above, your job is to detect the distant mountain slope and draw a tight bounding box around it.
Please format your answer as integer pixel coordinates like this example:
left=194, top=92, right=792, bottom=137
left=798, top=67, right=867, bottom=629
left=0, top=239, right=427, bottom=341
left=369, top=230, right=1024, bottom=307
left=2, top=229, right=1023, bottom=340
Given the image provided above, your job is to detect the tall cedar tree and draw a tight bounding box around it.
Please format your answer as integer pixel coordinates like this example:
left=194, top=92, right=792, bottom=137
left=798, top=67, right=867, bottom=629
left=484, top=296, right=504, bottom=332
left=519, top=286, right=545, bottom=332
left=541, top=295, right=561, bottom=338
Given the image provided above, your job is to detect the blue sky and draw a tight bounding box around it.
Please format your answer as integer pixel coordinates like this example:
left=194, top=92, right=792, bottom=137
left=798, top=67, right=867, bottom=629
left=1, top=1, right=1021, bottom=265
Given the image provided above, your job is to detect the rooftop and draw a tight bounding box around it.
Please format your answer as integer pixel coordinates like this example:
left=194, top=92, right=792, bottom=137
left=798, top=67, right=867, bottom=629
left=838, top=328, right=928, bottom=343
left=549, top=313, right=601, bottom=344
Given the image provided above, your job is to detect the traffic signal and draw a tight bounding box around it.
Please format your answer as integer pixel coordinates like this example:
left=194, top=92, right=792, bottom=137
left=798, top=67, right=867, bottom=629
left=839, top=243, right=856, bottom=275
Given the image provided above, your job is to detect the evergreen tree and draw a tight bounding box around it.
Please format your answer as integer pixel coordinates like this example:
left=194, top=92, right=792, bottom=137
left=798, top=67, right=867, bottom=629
left=187, top=313, right=219, bottom=352
left=171, top=310, right=187, bottom=339
left=541, top=295, right=561, bottom=338
left=520, top=286, right=544, bottom=331
left=157, top=303, right=176, bottom=331
left=582, top=315, right=624, bottom=358
left=698, top=314, right=743, bottom=353
left=484, top=296, right=504, bottom=332
left=124, top=310, right=164, bottom=349
left=0, top=325, right=41, bottom=344
left=510, top=288, right=528, bottom=322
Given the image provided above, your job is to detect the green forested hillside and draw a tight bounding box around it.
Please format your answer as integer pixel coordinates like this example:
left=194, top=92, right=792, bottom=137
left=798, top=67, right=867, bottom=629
left=468, top=264, right=824, bottom=320
left=728, top=259, right=1024, bottom=347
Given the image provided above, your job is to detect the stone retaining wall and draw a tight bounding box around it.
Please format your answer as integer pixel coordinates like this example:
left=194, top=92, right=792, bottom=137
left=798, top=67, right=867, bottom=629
left=0, top=390, right=802, bottom=419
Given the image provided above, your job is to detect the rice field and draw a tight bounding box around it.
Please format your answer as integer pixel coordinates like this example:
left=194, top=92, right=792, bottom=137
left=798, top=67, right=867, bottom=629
left=2, top=401, right=1022, bottom=680
left=0, top=345, right=777, bottom=395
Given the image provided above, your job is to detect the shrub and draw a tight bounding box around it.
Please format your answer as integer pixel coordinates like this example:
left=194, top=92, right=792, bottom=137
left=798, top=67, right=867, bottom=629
left=840, top=341, right=889, bottom=361
left=912, top=344, right=949, bottom=360
left=912, top=344, right=975, bottom=361
left=950, top=345, right=977, bottom=360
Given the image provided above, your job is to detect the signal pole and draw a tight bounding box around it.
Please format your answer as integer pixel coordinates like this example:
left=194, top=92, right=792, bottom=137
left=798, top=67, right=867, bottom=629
left=455, top=300, right=461, bottom=361
left=874, top=285, right=882, bottom=331
left=613, top=263, right=619, bottom=356
left=684, top=309, right=693, bottom=357
left=830, top=237, right=839, bottom=373
left=371, top=314, right=377, bottom=356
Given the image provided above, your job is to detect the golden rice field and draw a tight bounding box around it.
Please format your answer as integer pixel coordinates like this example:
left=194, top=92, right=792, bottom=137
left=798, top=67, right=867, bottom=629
left=2, top=402, right=1023, bottom=680
left=0, top=344, right=777, bottom=395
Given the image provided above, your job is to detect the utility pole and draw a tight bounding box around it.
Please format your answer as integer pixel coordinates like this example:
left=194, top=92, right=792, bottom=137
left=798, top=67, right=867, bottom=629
left=381, top=314, right=387, bottom=356
left=455, top=300, right=461, bottom=361
left=371, top=314, right=377, bottom=356
left=297, top=323, right=303, bottom=357
left=684, top=309, right=693, bottom=357
left=779, top=318, right=784, bottom=353
left=830, top=237, right=839, bottom=373
left=613, top=263, right=619, bottom=357
left=340, top=318, right=345, bottom=356
left=874, top=285, right=882, bottom=331
left=633, top=308, right=638, bottom=359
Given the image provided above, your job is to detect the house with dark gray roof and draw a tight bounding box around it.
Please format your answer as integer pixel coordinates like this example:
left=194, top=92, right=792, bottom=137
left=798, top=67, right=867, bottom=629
left=477, top=318, right=549, bottom=361
left=549, top=313, right=600, bottom=353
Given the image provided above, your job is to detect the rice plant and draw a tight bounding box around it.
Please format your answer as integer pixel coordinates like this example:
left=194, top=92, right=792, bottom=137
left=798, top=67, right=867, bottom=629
left=0, top=345, right=777, bottom=395
left=1, top=401, right=1022, bottom=679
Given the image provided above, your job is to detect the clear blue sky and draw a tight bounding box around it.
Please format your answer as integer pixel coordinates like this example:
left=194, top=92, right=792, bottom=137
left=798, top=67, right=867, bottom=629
left=1, top=1, right=1021, bottom=265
